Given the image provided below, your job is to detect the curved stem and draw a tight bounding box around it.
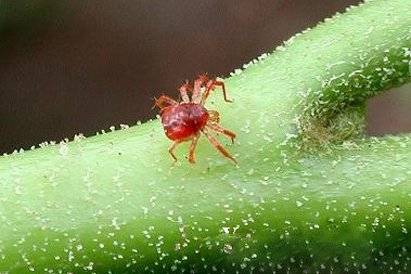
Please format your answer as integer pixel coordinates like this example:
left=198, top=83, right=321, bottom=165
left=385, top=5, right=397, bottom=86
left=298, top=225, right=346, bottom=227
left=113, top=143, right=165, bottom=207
left=0, top=0, right=410, bottom=272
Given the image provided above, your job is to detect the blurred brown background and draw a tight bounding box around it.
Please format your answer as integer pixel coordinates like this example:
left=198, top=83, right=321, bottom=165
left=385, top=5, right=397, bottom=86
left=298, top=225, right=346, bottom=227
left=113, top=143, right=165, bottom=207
left=0, top=0, right=410, bottom=154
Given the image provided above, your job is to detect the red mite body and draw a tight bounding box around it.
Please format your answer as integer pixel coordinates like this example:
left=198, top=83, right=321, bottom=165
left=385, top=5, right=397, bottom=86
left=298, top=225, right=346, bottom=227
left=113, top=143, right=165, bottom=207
left=154, top=74, right=237, bottom=164
left=161, top=103, right=209, bottom=140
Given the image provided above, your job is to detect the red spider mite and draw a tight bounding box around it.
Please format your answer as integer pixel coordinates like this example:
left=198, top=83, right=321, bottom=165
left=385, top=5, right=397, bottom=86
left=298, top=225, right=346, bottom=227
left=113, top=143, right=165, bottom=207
left=154, top=74, right=237, bottom=164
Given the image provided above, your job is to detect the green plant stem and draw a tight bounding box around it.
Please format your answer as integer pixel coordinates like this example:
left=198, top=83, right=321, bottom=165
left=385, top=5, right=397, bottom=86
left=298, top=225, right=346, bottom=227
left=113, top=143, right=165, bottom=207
left=0, top=0, right=410, bottom=272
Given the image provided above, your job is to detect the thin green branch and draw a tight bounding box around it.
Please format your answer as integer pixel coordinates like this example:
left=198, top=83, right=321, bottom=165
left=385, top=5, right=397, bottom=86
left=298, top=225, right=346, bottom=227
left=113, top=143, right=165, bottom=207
left=0, top=0, right=410, bottom=272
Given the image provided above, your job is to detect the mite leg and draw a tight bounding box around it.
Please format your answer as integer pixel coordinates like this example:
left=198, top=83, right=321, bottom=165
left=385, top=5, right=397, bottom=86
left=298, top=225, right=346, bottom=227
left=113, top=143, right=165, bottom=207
left=201, top=79, right=232, bottom=105
left=168, top=140, right=183, bottom=162
left=207, top=110, right=220, bottom=123
left=153, top=95, right=178, bottom=110
left=202, top=129, right=237, bottom=164
left=206, top=123, right=236, bottom=144
left=191, top=74, right=209, bottom=104
left=179, top=81, right=192, bottom=103
left=187, top=134, right=200, bottom=164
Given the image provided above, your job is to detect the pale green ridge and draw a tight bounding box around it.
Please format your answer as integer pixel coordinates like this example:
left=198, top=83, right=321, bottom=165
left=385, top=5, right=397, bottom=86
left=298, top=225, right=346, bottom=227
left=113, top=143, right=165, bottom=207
left=0, top=0, right=410, bottom=273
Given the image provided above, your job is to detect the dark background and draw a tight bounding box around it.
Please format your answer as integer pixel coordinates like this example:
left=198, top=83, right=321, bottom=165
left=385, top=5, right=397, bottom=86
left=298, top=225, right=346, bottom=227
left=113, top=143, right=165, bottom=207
left=0, top=0, right=410, bottom=154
